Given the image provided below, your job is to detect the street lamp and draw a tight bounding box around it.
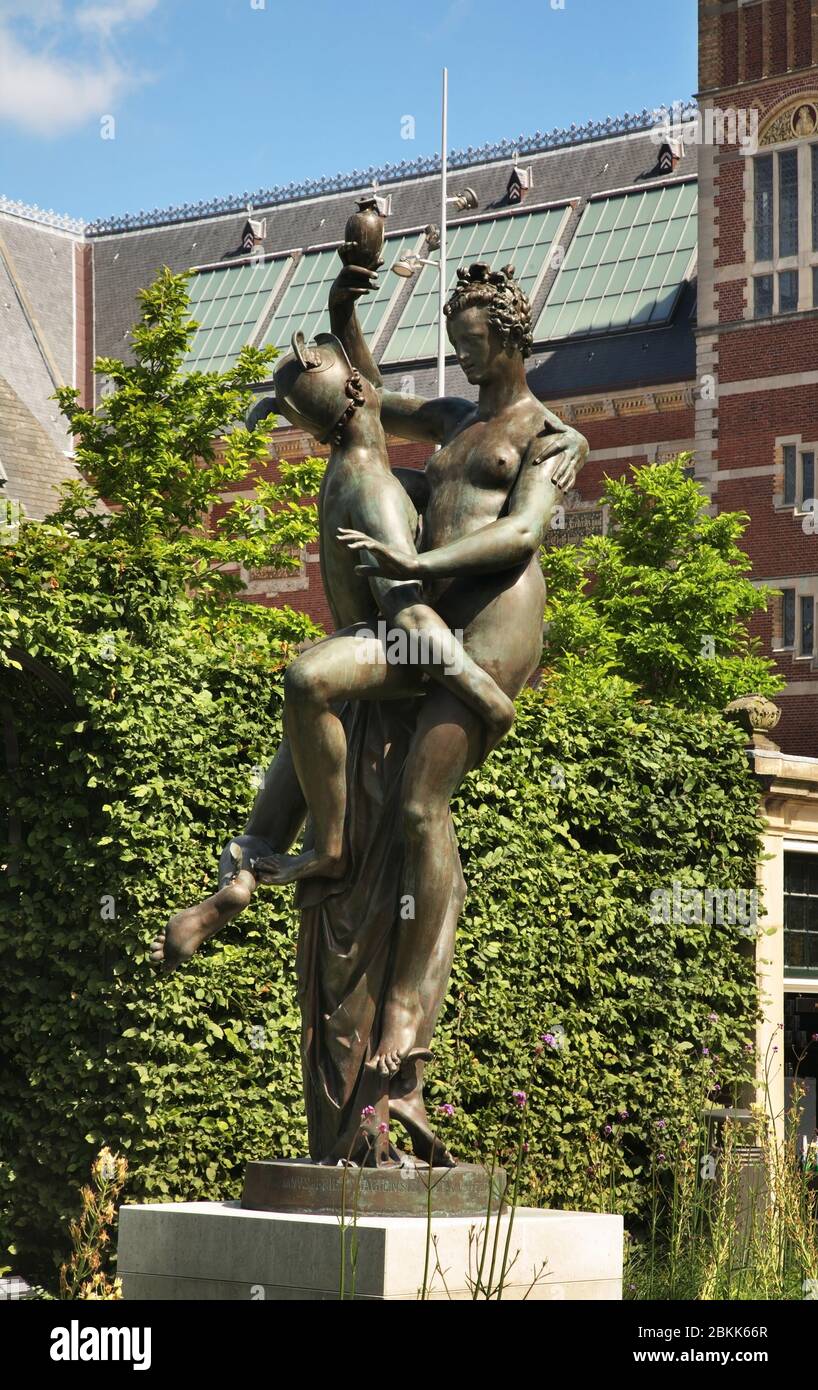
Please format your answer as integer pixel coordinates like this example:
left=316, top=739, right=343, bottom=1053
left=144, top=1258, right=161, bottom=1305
left=391, top=252, right=438, bottom=278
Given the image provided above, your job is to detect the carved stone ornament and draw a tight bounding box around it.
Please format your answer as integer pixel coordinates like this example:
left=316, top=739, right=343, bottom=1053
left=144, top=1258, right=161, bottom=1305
left=723, top=695, right=782, bottom=749
left=759, top=98, right=818, bottom=147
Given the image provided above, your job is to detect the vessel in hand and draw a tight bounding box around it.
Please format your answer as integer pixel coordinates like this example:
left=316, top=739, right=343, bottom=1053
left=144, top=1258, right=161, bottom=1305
left=339, top=196, right=386, bottom=271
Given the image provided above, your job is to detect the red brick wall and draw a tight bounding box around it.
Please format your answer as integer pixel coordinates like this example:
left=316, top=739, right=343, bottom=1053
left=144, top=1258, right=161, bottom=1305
left=744, top=2, right=765, bottom=81
left=770, top=0, right=789, bottom=71
left=793, top=0, right=814, bottom=65
left=699, top=28, right=818, bottom=753
left=717, top=279, right=747, bottom=322
left=718, top=319, right=818, bottom=381
left=714, top=158, right=747, bottom=269
left=720, top=8, right=740, bottom=85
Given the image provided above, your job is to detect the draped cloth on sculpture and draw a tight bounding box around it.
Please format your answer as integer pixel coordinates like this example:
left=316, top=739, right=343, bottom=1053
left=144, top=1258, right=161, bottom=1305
left=295, top=698, right=460, bottom=1163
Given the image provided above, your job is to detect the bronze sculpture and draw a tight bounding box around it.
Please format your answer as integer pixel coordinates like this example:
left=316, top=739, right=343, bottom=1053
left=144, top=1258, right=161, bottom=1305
left=151, top=221, right=588, bottom=1168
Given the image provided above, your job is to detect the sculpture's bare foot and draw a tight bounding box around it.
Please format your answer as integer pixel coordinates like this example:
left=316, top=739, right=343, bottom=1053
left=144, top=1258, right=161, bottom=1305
left=150, top=873, right=254, bottom=974
left=366, top=996, right=429, bottom=1077
left=366, top=1037, right=432, bottom=1081
left=252, top=849, right=346, bottom=885
left=389, top=1093, right=457, bottom=1168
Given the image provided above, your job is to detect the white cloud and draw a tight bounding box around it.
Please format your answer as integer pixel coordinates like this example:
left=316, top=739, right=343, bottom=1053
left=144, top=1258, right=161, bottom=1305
left=0, top=0, right=159, bottom=136
left=0, top=29, right=127, bottom=135
left=77, top=0, right=160, bottom=37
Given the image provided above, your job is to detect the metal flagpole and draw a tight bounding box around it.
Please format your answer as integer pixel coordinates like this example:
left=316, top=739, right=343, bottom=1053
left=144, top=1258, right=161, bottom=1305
left=437, top=66, right=448, bottom=401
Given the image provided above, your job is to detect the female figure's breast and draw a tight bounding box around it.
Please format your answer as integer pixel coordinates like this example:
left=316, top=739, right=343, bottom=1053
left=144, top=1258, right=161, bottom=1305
left=423, top=428, right=521, bottom=550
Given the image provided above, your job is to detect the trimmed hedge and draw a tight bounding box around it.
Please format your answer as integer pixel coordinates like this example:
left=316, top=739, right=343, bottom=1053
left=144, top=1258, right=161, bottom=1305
left=1, top=618, right=762, bottom=1279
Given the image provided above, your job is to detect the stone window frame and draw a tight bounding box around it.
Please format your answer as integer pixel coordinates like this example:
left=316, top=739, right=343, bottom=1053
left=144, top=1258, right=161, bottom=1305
left=744, top=113, right=818, bottom=321
left=782, top=839, right=818, bottom=983
left=770, top=576, right=818, bottom=664
left=773, top=434, right=818, bottom=516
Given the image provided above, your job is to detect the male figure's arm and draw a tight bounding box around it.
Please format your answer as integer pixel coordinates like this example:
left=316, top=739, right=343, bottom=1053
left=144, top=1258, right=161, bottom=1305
left=348, top=476, right=513, bottom=741
left=328, top=265, right=383, bottom=389
left=329, top=266, right=473, bottom=440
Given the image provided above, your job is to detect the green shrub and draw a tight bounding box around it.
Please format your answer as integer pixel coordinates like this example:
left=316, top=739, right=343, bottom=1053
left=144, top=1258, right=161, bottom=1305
left=0, top=656, right=763, bottom=1280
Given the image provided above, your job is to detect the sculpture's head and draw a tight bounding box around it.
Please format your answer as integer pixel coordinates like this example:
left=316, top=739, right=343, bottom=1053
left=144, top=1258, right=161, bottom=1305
left=444, top=262, right=533, bottom=384
left=274, top=330, right=368, bottom=444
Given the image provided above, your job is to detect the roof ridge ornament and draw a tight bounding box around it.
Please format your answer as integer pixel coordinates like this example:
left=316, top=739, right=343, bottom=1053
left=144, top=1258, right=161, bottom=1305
left=86, top=100, right=698, bottom=236
left=0, top=195, right=85, bottom=234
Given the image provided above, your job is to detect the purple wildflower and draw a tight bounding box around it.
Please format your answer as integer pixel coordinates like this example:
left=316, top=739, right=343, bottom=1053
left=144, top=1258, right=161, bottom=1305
left=360, top=1105, right=375, bottom=1120
left=512, top=1090, right=527, bottom=1109
left=438, top=1103, right=455, bottom=1118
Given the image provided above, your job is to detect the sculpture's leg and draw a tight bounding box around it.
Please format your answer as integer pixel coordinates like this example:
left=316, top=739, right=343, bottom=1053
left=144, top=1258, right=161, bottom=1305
left=371, top=686, right=483, bottom=1079
left=254, top=630, right=422, bottom=886
left=150, top=738, right=305, bottom=972
left=388, top=826, right=466, bottom=1167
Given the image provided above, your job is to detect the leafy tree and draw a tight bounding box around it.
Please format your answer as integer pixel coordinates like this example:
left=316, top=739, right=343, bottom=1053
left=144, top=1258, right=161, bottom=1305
left=543, top=457, right=783, bottom=709
left=2, top=266, right=325, bottom=679
left=51, top=266, right=323, bottom=604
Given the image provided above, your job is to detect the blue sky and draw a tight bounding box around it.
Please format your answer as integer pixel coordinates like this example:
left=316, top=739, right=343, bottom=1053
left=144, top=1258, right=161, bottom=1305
left=0, top=0, right=697, bottom=223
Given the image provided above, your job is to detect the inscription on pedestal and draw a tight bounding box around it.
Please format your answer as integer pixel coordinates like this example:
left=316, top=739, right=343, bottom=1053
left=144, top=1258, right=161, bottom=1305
left=241, top=1159, right=507, bottom=1217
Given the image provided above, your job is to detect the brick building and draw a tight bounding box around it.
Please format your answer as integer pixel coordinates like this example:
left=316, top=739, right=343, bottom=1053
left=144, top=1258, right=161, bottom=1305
left=696, top=0, right=818, bottom=759
left=2, top=0, right=818, bottom=1113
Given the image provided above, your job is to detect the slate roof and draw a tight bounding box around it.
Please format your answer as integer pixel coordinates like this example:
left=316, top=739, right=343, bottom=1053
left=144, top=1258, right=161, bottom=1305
left=0, top=374, right=83, bottom=520
left=0, top=210, right=78, bottom=450
left=0, top=104, right=699, bottom=459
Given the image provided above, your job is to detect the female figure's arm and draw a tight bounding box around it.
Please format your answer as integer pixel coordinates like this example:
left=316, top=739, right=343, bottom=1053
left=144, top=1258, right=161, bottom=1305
left=339, top=437, right=566, bottom=580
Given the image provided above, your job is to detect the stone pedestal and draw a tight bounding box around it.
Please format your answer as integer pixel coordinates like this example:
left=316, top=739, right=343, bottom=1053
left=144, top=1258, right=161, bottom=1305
left=118, top=1200, right=623, bottom=1301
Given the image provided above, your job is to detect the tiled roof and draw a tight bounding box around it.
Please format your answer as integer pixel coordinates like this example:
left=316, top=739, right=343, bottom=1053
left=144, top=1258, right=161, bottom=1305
left=0, top=375, right=82, bottom=520
left=0, top=210, right=78, bottom=451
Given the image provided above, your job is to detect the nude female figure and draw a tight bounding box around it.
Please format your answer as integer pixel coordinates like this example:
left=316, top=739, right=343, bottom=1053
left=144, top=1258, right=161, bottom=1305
left=324, top=260, right=587, bottom=1080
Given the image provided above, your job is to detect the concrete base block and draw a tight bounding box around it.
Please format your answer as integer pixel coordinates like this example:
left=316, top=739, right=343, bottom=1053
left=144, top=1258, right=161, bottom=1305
left=119, top=1201, right=623, bottom=1301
